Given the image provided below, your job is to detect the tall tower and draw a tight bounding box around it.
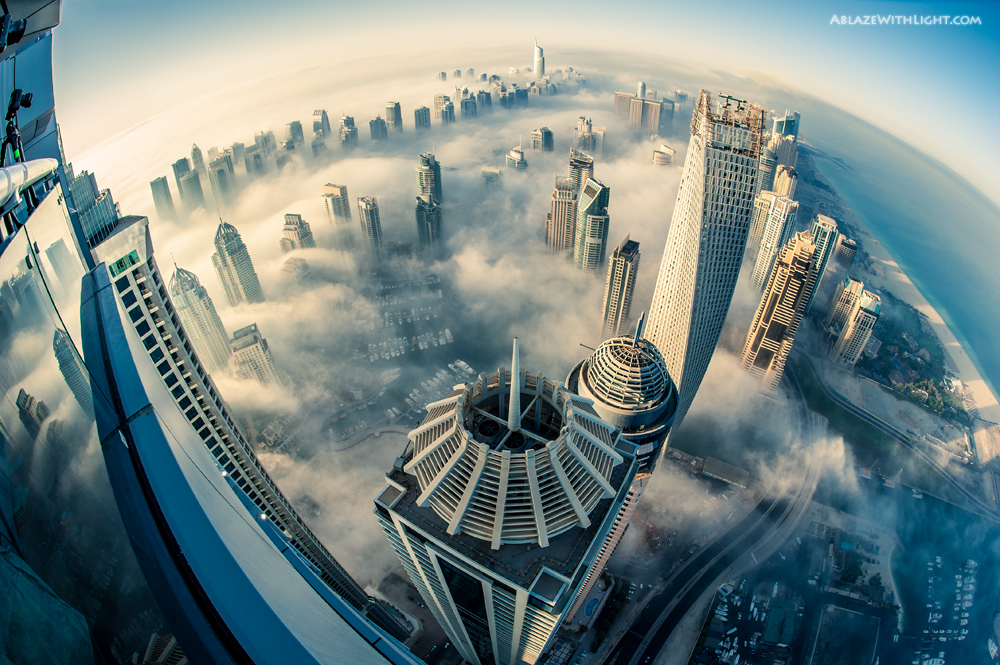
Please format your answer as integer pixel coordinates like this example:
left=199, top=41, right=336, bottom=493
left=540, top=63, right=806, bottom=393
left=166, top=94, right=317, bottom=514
left=211, top=219, right=265, bottom=307
left=545, top=176, right=578, bottom=253
left=385, top=101, right=403, bottom=132
left=754, top=147, right=777, bottom=199
left=279, top=213, right=317, bottom=253
left=772, top=165, right=797, bottom=198
left=171, top=157, right=190, bottom=193
left=168, top=264, right=232, bottom=374
left=601, top=235, right=640, bottom=338
left=414, top=195, right=442, bottom=257
left=178, top=171, right=205, bottom=214
left=369, top=115, right=388, bottom=141
left=749, top=194, right=799, bottom=291
left=433, top=94, right=450, bottom=120
left=190, top=144, right=206, bottom=175
left=357, top=196, right=384, bottom=267
left=230, top=323, right=280, bottom=385
left=207, top=156, right=234, bottom=208
left=323, top=183, right=354, bottom=251
left=312, top=109, right=332, bottom=138
left=533, top=39, right=545, bottom=77
left=806, top=214, right=839, bottom=311
left=772, top=109, right=801, bottom=138
left=645, top=90, right=766, bottom=431
left=825, top=277, right=865, bottom=333
left=414, top=106, right=431, bottom=130
left=53, top=328, right=93, bottom=415
left=567, top=149, right=594, bottom=193
left=573, top=177, right=611, bottom=272
left=416, top=153, right=443, bottom=202
left=740, top=231, right=818, bottom=391
left=285, top=121, right=304, bottom=147
left=339, top=116, right=358, bottom=148
left=149, top=176, right=176, bottom=221
left=830, top=291, right=881, bottom=367
left=564, top=317, right=677, bottom=620
left=376, top=341, right=639, bottom=665
left=531, top=127, right=554, bottom=151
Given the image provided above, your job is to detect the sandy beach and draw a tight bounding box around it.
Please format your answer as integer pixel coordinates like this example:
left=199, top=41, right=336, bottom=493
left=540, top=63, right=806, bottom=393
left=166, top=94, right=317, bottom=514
left=801, top=147, right=1000, bottom=429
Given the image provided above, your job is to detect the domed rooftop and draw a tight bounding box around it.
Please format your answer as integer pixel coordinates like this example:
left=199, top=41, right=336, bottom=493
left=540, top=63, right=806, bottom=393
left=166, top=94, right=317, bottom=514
left=585, top=336, right=670, bottom=411
left=168, top=263, right=201, bottom=294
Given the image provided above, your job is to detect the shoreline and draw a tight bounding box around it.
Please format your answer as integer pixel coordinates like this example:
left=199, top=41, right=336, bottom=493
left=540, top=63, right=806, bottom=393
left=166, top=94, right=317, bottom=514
left=801, top=147, right=1000, bottom=428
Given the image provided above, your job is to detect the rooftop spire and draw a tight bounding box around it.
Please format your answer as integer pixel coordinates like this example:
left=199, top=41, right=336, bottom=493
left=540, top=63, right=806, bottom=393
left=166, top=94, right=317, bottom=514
left=507, top=337, right=521, bottom=432
left=633, top=310, right=646, bottom=347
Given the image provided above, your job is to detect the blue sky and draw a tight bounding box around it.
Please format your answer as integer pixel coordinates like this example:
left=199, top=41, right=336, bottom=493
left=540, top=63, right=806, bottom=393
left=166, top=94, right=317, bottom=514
left=52, top=0, right=999, bottom=204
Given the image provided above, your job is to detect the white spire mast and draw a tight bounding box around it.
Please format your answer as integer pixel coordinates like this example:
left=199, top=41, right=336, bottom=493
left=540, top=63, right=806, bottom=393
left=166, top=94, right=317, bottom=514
left=507, top=337, right=521, bottom=432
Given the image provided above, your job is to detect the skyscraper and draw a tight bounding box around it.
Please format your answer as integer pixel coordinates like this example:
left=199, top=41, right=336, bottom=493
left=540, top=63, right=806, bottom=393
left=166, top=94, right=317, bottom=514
left=416, top=153, right=443, bottom=202
left=754, top=147, right=777, bottom=199
left=207, top=156, right=234, bottom=208
left=177, top=170, right=206, bottom=214
left=312, top=109, right=331, bottom=138
left=385, top=102, right=403, bottom=132
left=70, top=170, right=119, bottom=247
left=357, top=196, right=384, bottom=267
left=149, top=176, right=176, bottom=221
left=567, top=148, right=594, bottom=193
left=339, top=116, right=358, bottom=148
left=460, top=96, right=477, bottom=118
left=573, top=177, right=611, bottom=272
left=545, top=176, right=578, bottom=253
left=772, top=109, right=801, bottom=138
left=772, top=165, right=797, bottom=198
left=482, top=167, right=502, bottom=189
left=414, top=195, right=441, bottom=257
left=432, top=94, right=450, bottom=120
left=279, top=213, right=317, bottom=253
left=414, top=106, right=431, bottom=130
left=806, top=214, right=839, bottom=311
left=53, top=328, right=93, bottom=415
left=168, top=264, right=232, bottom=374
left=825, top=277, right=865, bottom=333
left=740, top=231, right=818, bottom=391
left=531, top=127, right=554, bottom=151
left=171, top=157, right=191, bottom=193
left=768, top=132, right=798, bottom=168
left=835, top=237, right=858, bottom=268
left=601, top=235, right=640, bottom=338
left=830, top=291, right=881, bottom=367
left=369, top=116, right=388, bottom=141
left=506, top=144, right=528, bottom=169
left=230, top=323, right=280, bottom=385
left=211, top=219, right=265, bottom=307
left=376, top=341, right=639, bottom=665
left=645, top=90, right=766, bottom=431
left=323, top=183, right=354, bottom=251
left=574, top=117, right=605, bottom=157
left=441, top=101, right=455, bottom=125
left=476, top=89, right=492, bottom=112
left=749, top=194, right=799, bottom=291
left=285, top=121, right=305, bottom=147
left=533, top=39, right=545, bottom=76
left=190, top=144, right=206, bottom=176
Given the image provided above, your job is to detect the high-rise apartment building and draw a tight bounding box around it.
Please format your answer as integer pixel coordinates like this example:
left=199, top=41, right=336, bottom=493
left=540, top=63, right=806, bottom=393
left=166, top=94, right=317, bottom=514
left=323, top=183, right=354, bottom=251
left=441, top=101, right=455, bottom=125
left=177, top=170, right=206, bottom=214
left=768, top=132, right=798, bottom=168
left=414, top=106, right=431, bottom=130
left=149, top=176, right=176, bottom=221
left=433, top=94, right=450, bottom=120
left=506, top=145, right=528, bottom=169
left=285, top=121, right=305, bottom=147
left=339, top=116, right=359, bottom=148
left=835, top=236, right=857, bottom=268
left=825, top=277, right=865, bottom=334
left=772, top=165, right=797, bottom=198
left=533, top=40, right=545, bottom=76
left=168, top=264, right=232, bottom=374
left=573, top=177, right=611, bottom=272
left=369, top=116, right=388, bottom=141
left=568, top=149, right=595, bottom=194
left=749, top=194, right=799, bottom=291
left=772, top=109, right=801, bottom=138
left=476, top=90, right=492, bottom=112
left=230, top=323, right=280, bottom=385
left=830, top=290, right=881, bottom=367
left=312, top=109, right=332, bottom=138
left=545, top=176, right=578, bottom=253
left=70, top=169, right=119, bottom=247
left=531, top=127, right=554, bottom=151
left=376, top=342, right=639, bottom=665
left=279, top=213, right=317, bottom=253
left=416, top=153, right=443, bottom=202
left=740, top=231, right=818, bottom=391
left=207, top=156, right=234, bottom=208
left=211, top=220, right=265, bottom=306
left=357, top=196, right=384, bottom=267
left=385, top=102, right=403, bottom=132
left=754, top=147, right=777, bottom=199
left=575, top=117, right=605, bottom=157
left=171, top=157, right=191, bottom=192
left=600, top=235, right=640, bottom=338
left=806, top=214, right=839, bottom=311
left=414, top=195, right=442, bottom=257
left=460, top=95, right=477, bottom=118
left=612, top=83, right=673, bottom=133
left=645, top=90, right=766, bottom=431
left=190, top=144, right=206, bottom=175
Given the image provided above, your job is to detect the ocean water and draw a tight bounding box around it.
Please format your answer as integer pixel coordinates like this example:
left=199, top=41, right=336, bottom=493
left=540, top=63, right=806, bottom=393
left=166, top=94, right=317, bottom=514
left=794, top=106, right=1000, bottom=405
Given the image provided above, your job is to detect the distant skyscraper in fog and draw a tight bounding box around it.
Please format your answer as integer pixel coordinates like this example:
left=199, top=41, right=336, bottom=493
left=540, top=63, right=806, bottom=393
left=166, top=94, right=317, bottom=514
left=806, top=214, right=839, bottom=311
left=339, top=116, right=358, bottom=148
left=149, top=176, right=176, bottom=221
left=323, top=184, right=353, bottom=251
left=601, top=235, right=640, bottom=338
left=772, top=109, right=800, bottom=138
left=178, top=170, right=205, bottom=214
left=53, top=328, right=93, bottom=415
left=414, top=195, right=441, bottom=257
left=191, top=144, right=206, bottom=175
left=207, top=156, right=234, bottom=208
left=171, top=157, right=190, bottom=193
left=531, top=127, right=554, bottom=151
left=357, top=197, right=384, bottom=267
left=313, top=109, right=331, bottom=138
left=369, top=116, right=388, bottom=141
left=415, top=153, right=443, bottom=202
left=533, top=39, right=545, bottom=76
left=230, top=323, right=280, bottom=385
left=279, top=214, right=317, bottom=253
left=568, top=148, right=594, bottom=193
left=413, top=106, right=431, bottom=130
left=385, top=102, right=402, bottom=132
left=212, top=220, right=265, bottom=307
left=545, top=176, right=577, bottom=252
left=573, top=176, right=611, bottom=272
left=645, top=90, right=766, bottom=431
left=169, top=264, right=232, bottom=374
left=285, top=120, right=305, bottom=147
left=748, top=193, right=799, bottom=291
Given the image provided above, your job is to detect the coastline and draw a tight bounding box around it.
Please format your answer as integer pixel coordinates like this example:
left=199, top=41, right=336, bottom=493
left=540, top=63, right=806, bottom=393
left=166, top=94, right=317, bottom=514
left=801, top=147, right=1000, bottom=428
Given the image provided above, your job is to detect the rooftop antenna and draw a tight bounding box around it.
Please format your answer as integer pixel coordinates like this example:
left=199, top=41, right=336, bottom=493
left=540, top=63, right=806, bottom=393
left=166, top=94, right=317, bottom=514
left=633, top=310, right=647, bottom=347
left=507, top=337, right=521, bottom=433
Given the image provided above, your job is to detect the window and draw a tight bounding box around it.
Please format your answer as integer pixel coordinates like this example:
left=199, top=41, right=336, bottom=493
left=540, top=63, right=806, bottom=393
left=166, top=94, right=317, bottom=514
left=135, top=321, right=151, bottom=337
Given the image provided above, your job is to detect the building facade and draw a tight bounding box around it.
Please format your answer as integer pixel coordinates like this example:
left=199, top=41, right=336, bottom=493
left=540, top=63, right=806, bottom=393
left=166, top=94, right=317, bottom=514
left=230, top=323, right=280, bottom=385
left=279, top=213, right=317, bottom=253
left=414, top=106, right=431, bottom=130
left=211, top=220, right=265, bottom=306
left=600, top=235, right=640, bottom=338
left=416, top=153, right=443, bottom=202
left=825, top=277, right=865, bottom=334
left=168, top=264, right=232, bottom=374
left=567, top=149, right=594, bottom=194
left=531, top=127, right=554, bottom=151
left=357, top=196, right=384, bottom=267
left=830, top=291, right=881, bottom=367
left=573, top=177, right=611, bottom=272
left=370, top=116, right=388, bottom=141
left=544, top=176, right=577, bottom=253
left=749, top=194, right=799, bottom=291
left=149, top=176, right=176, bottom=221
left=806, top=214, right=840, bottom=311
left=386, top=102, right=403, bottom=132
left=415, top=195, right=442, bottom=257
left=645, top=90, right=766, bottom=431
